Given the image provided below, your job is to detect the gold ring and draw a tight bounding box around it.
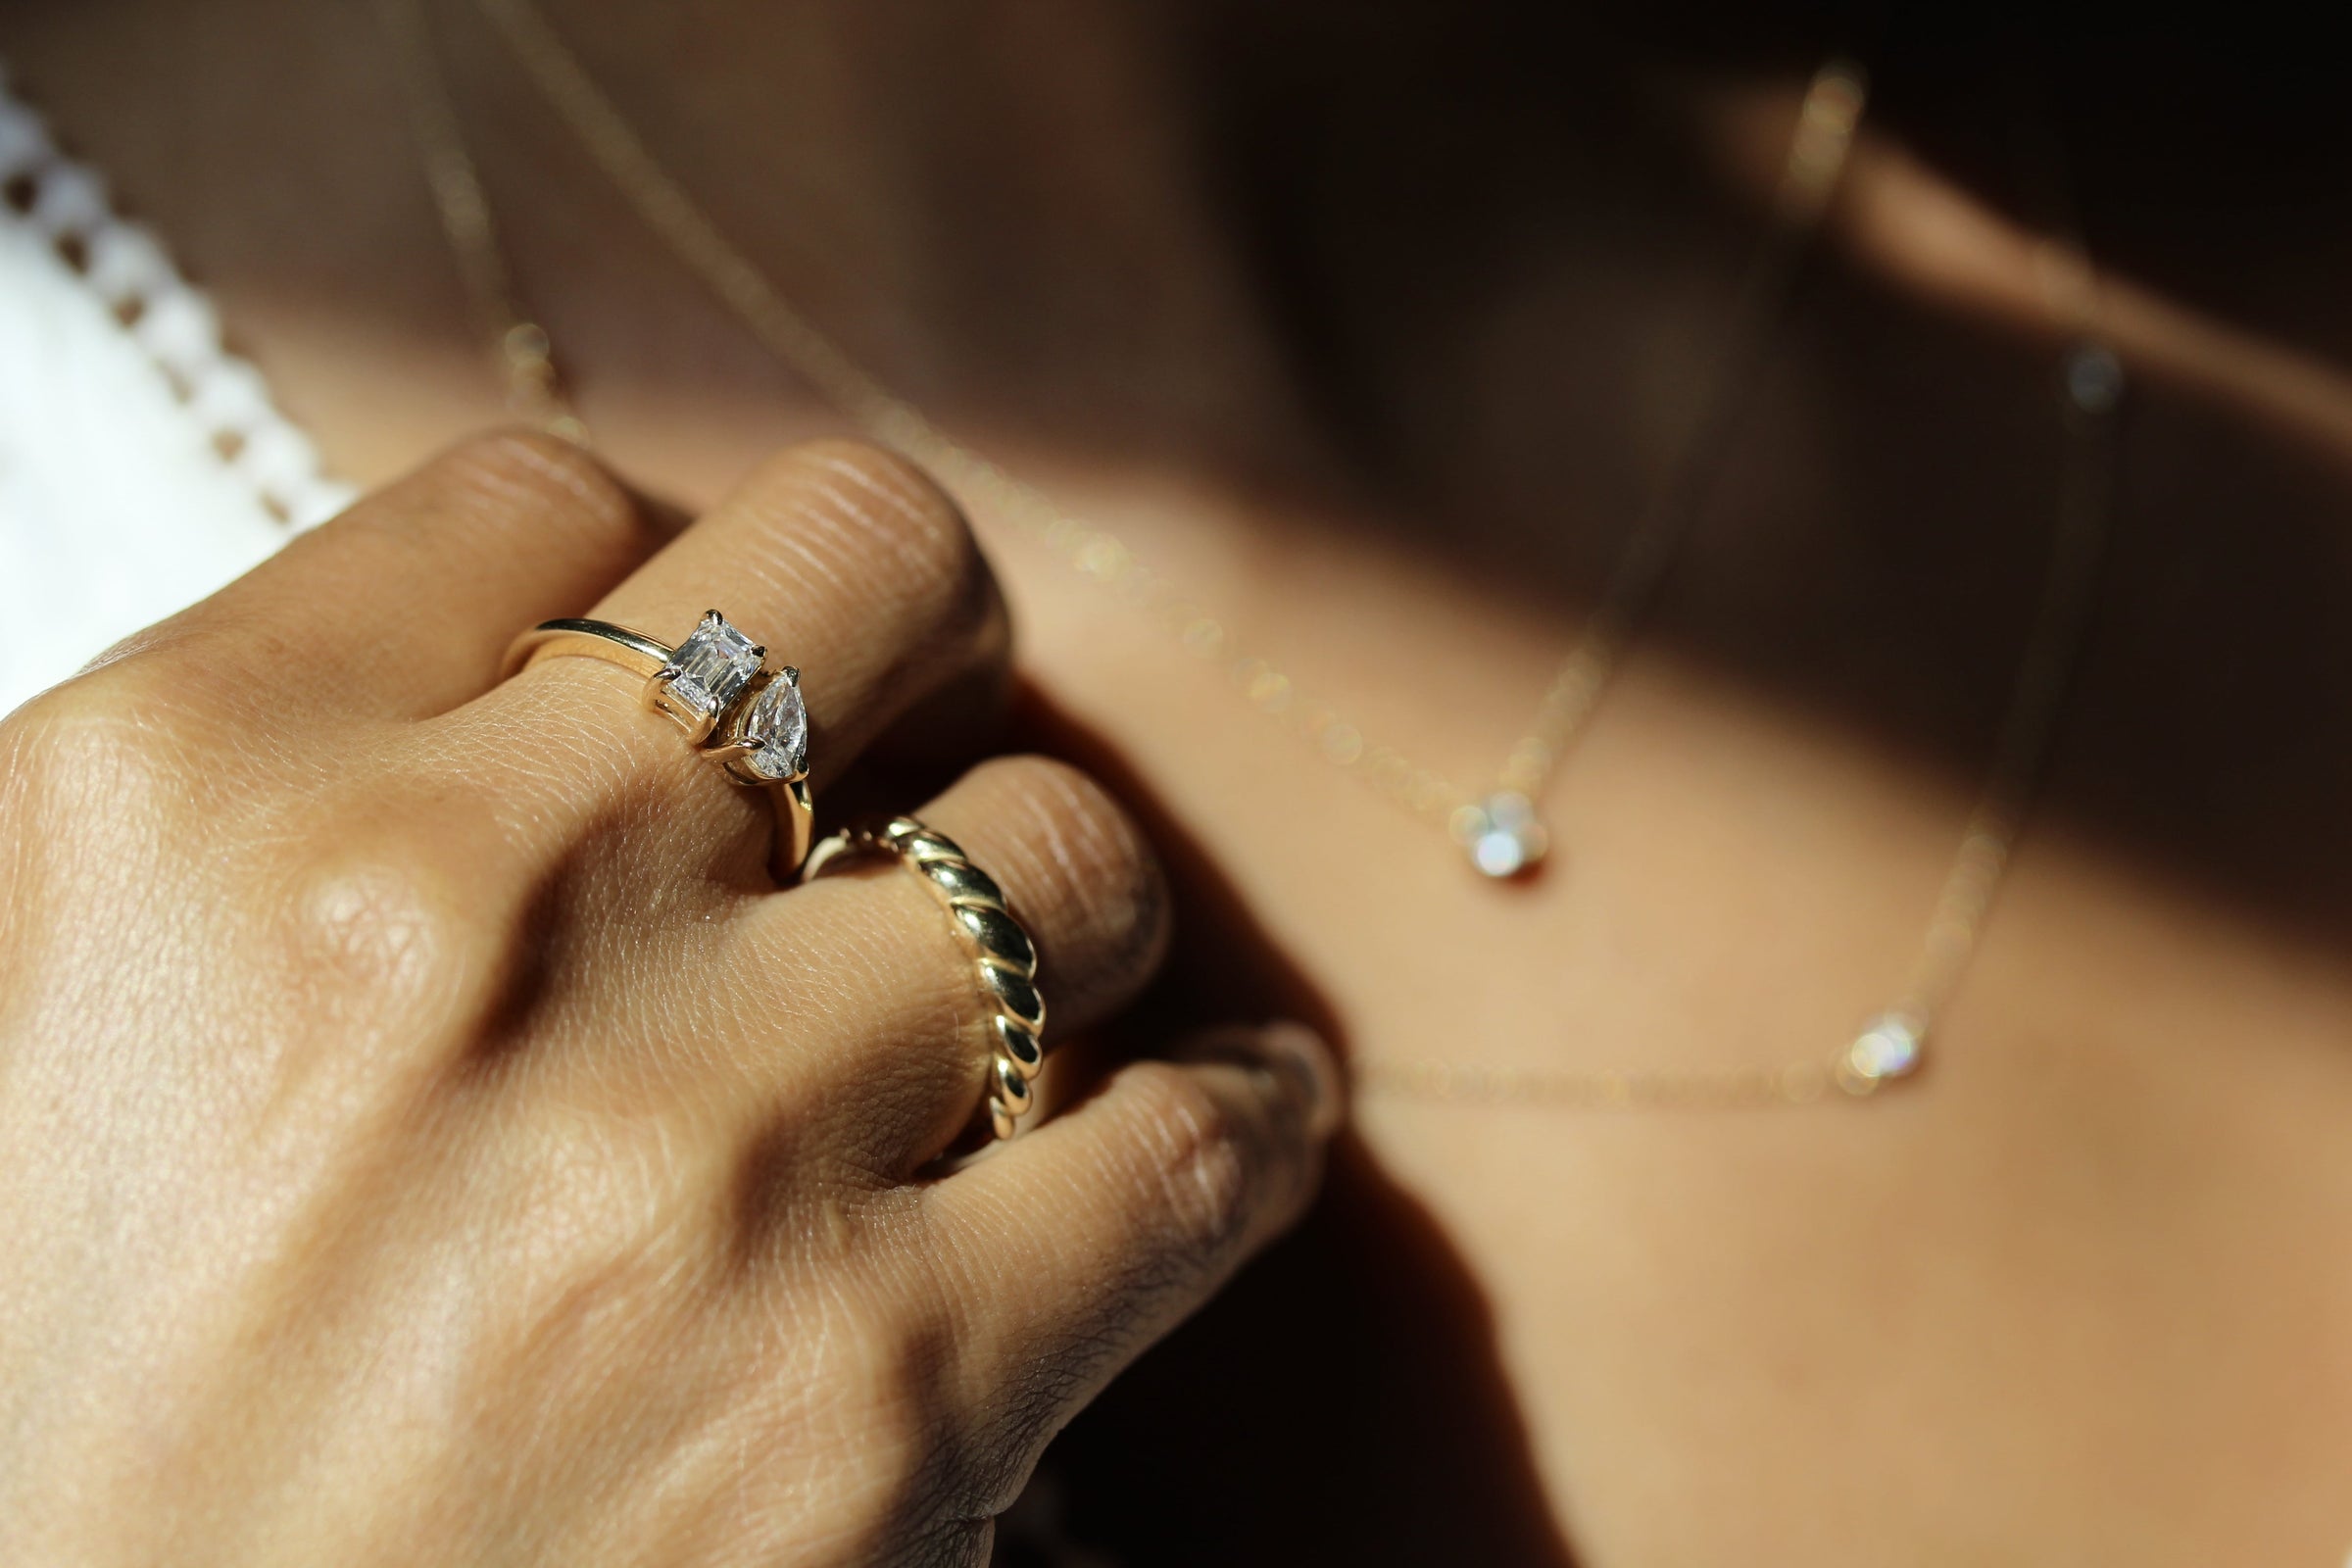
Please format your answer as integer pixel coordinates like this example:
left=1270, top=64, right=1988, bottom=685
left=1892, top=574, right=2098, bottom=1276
left=502, top=611, right=815, bottom=874
left=803, top=815, right=1047, bottom=1143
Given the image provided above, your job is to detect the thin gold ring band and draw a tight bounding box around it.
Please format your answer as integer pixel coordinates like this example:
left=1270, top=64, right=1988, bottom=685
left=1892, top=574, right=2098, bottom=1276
left=804, top=815, right=1047, bottom=1143
left=504, top=617, right=671, bottom=681
left=502, top=612, right=816, bottom=875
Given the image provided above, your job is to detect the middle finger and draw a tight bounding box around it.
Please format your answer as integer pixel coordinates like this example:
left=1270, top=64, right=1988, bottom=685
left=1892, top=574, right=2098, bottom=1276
left=681, top=755, right=1172, bottom=1177
left=439, top=439, right=1007, bottom=873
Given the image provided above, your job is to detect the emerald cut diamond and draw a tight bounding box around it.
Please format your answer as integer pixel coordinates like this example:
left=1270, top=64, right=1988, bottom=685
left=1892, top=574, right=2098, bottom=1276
left=658, top=611, right=763, bottom=733
left=739, top=669, right=809, bottom=781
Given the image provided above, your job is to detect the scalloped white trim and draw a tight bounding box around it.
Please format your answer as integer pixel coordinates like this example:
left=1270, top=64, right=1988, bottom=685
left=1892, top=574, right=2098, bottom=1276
left=0, top=69, right=356, bottom=528
left=1, top=62, right=357, bottom=713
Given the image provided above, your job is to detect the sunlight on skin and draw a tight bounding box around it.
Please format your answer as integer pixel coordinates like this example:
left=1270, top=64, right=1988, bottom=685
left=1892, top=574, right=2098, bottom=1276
left=1704, top=74, right=2352, bottom=464
left=6, top=15, right=2352, bottom=1554
left=159, top=76, right=2352, bottom=1563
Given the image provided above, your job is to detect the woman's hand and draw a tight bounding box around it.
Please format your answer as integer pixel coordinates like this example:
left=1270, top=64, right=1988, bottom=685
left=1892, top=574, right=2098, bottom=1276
left=0, top=434, right=1338, bottom=1566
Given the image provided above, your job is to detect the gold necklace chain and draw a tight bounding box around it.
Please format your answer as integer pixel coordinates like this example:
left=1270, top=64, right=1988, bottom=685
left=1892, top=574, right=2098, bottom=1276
left=392, top=0, right=1863, bottom=880
left=377, top=0, right=590, bottom=447
left=1366, top=328, right=2124, bottom=1105
left=381, top=0, right=2121, bottom=1102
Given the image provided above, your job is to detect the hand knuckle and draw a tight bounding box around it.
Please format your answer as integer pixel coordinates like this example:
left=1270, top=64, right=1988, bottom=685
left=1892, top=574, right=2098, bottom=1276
left=274, top=840, right=481, bottom=1037
left=755, top=439, right=989, bottom=640
left=1120, top=1061, right=1262, bottom=1256
left=0, top=671, right=231, bottom=861
left=963, top=757, right=1168, bottom=976
left=427, top=428, right=639, bottom=541
left=979, top=757, right=1135, bottom=874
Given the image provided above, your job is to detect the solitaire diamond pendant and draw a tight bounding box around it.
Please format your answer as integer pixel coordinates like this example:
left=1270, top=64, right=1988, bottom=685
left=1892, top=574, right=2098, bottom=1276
left=1838, top=1010, right=1925, bottom=1094
left=1452, top=791, right=1550, bottom=880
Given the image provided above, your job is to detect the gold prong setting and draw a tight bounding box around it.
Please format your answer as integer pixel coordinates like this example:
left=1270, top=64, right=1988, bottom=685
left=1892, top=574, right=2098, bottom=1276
left=501, top=611, right=817, bottom=874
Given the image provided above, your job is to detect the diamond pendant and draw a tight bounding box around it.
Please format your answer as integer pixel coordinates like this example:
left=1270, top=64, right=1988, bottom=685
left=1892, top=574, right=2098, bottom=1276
left=1838, top=1011, right=1925, bottom=1094
left=1453, top=791, right=1549, bottom=879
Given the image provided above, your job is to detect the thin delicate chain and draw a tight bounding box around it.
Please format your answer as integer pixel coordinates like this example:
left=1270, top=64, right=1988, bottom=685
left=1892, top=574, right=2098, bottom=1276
left=1359, top=333, right=2123, bottom=1106
left=1494, top=68, right=1865, bottom=806
left=1898, top=348, right=2120, bottom=1029
left=380, top=2, right=2120, bottom=1103
left=412, top=0, right=1863, bottom=866
left=375, top=0, right=587, bottom=443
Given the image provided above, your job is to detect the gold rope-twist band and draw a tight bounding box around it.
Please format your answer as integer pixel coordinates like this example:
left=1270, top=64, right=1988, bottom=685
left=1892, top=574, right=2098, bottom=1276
left=803, top=815, right=1047, bottom=1142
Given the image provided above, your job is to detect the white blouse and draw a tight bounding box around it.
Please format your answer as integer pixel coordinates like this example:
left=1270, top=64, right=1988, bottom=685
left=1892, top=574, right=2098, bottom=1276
left=0, top=64, right=352, bottom=718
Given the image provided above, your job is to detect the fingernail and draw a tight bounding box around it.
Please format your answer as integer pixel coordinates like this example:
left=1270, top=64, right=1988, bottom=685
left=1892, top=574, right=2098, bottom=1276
left=1172, top=1022, right=1345, bottom=1142
left=1260, top=1021, right=1344, bottom=1142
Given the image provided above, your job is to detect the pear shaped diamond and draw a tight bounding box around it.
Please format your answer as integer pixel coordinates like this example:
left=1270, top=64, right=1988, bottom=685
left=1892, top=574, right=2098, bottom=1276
left=739, top=669, right=808, bottom=781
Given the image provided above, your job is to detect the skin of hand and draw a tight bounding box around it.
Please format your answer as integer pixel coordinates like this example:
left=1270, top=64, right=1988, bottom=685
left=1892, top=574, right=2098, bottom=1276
left=0, top=432, right=1341, bottom=1567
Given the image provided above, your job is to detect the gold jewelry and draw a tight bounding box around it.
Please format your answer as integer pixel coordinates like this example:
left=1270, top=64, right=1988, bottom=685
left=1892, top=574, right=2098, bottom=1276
left=505, top=611, right=815, bottom=873
left=1359, top=321, right=2126, bottom=1105
left=392, top=0, right=1864, bottom=880
left=388, top=14, right=2119, bottom=1105
left=803, top=816, right=1049, bottom=1143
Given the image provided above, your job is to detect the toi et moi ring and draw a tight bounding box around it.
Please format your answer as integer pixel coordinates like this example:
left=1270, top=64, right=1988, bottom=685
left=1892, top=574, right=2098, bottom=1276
left=803, top=815, right=1049, bottom=1143
left=501, top=610, right=815, bottom=873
